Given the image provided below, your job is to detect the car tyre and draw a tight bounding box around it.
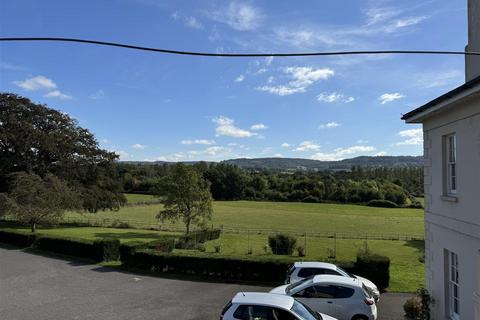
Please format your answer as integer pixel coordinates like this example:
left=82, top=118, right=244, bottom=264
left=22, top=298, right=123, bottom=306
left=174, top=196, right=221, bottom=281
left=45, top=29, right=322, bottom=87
left=351, top=315, right=369, bottom=320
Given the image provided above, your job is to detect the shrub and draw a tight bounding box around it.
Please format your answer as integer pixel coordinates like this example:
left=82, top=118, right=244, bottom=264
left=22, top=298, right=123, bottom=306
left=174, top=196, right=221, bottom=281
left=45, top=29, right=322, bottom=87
left=214, top=244, right=221, bottom=253
left=174, top=238, right=197, bottom=250
left=268, top=233, right=297, bottom=255
left=111, top=219, right=132, bottom=229
left=93, top=239, right=120, bottom=261
left=195, top=243, right=206, bottom=252
left=404, top=297, right=422, bottom=319
left=367, top=199, right=399, bottom=208
left=355, top=253, right=390, bottom=291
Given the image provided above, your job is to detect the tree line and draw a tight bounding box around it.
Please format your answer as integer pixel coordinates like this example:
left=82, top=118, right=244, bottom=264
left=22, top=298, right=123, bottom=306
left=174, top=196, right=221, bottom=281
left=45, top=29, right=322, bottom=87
left=119, top=162, right=423, bottom=207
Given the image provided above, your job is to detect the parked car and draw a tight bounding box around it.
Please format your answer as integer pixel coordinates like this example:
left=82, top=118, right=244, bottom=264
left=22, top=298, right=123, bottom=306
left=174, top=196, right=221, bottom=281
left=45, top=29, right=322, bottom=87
left=270, top=275, right=377, bottom=320
left=221, top=292, right=338, bottom=320
left=285, top=262, right=380, bottom=302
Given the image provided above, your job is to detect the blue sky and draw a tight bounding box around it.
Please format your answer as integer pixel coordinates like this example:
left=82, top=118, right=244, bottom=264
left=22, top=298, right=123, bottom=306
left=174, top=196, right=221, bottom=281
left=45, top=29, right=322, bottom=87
left=0, top=0, right=468, bottom=161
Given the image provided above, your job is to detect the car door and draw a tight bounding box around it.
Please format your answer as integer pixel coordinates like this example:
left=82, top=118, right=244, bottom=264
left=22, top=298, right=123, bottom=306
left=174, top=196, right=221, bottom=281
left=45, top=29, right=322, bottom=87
left=329, top=285, right=356, bottom=320
left=292, top=285, right=333, bottom=316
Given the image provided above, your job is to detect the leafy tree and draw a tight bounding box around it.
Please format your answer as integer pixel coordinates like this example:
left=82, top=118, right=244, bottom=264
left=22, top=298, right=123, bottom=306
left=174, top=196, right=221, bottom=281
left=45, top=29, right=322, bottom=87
left=0, top=93, right=125, bottom=212
left=155, top=164, right=213, bottom=235
left=4, top=172, right=81, bottom=232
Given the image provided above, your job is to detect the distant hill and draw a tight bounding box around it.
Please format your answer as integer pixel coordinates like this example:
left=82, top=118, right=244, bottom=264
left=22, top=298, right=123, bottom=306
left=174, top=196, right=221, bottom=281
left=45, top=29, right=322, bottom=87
left=123, top=156, right=423, bottom=171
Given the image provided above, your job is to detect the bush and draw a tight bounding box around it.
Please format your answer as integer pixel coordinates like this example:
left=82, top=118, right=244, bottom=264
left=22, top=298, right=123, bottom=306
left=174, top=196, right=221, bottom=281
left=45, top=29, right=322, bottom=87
left=268, top=233, right=297, bottom=255
left=355, top=253, right=390, bottom=291
left=214, top=244, right=221, bottom=253
left=367, top=199, right=399, bottom=208
left=404, top=297, right=422, bottom=319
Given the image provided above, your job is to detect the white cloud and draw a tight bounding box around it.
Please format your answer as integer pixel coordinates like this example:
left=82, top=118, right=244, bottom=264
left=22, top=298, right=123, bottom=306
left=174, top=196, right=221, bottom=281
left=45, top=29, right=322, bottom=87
left=132, top=144, right=147, bottom=150
left=156, top=153, right=186, bottom=162
left=181, top=139, right=216, bottom=145
left=0, top=62, right=25, bottom=70
left=185, top=16, right=203, bottom=29
left=356, top=140, right=369, bottom=144
left=14, top=75, right=57, bottom=91
left=89, top=90, right=105, bottom=100
left=294, top=141, right=321, bottom=152
left=44, top=90, right=72, bottom=100
left=416, top=70, right=463, bottom=89
left=235, top=74, right=245, bottom=82
left=102, top=139, right=109, bottom=144
left=311, top=145, right=376, bottom=161
left=208, top=25, right=220, bottom=41
left=317, top=92, right=355, bottom=103
left=212, top=116, right=256, bottom=138
left=396, top=128, right=423, bottom=145
left=250, top=123, right=268, bottom=131
left=375, top=151, right=387, bottom=156
left=379, top=93, right=405, bottom=104
left=319, top=122, right=341, bottom=129
left=116, top=150, right=132, bottom=160
left=265, top=56, right=274, bottom=66
left=388, top=16, right=428, bottom=31
left=281, top=143, right=291, bottom=148
left=257, top=67, right=334, bottom=96
left=209, top=2, right=263, bottom=31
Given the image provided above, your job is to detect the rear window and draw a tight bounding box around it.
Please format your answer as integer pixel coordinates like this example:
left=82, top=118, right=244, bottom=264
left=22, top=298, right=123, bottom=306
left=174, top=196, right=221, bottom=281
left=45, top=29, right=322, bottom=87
left=333, top=286, right=355, bottom=299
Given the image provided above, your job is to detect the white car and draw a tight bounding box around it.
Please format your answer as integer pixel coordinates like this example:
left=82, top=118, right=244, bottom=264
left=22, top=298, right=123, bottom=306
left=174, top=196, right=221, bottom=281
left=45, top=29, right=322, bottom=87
left=221, top=292, right=338, bottom=320
left=271, top=275, right=377, bottom=320
left=285, top=262, right=380, bottom=302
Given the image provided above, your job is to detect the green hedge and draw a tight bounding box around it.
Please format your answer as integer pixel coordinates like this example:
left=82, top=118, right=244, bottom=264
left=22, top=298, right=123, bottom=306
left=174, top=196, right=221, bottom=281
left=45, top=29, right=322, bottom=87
left=355, top=253, right=390, bottom=291
left=0, top=230, right=36, bottom=247
left=0, top=230, right=119, bottom=262
left=121, top=250, right=291, bottom=282
left=179, top=229, right=222, bottom=244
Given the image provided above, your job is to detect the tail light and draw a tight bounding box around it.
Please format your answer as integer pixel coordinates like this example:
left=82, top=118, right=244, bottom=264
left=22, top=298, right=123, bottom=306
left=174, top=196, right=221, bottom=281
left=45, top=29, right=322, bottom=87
left=364, top=298, right=375, bottom=306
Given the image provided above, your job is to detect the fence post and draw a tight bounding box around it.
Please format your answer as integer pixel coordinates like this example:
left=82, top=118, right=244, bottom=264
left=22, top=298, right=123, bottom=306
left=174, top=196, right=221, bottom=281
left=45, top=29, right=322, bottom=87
left=334, top=232, right=337, bottom=260
left=247, top=229, right=250, bottom=254
left=304, top=232, right=307, bottom=257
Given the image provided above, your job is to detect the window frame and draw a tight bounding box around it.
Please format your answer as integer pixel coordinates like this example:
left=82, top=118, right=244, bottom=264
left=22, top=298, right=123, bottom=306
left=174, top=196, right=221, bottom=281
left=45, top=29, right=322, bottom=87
left=444, top=133, right=457, bottom=196
left=448, top=251, right=460, bottom=320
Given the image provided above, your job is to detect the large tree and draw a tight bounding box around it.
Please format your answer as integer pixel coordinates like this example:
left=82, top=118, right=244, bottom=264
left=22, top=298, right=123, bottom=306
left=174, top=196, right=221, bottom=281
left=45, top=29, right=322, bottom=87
left=0, top=93, right=125, bottom=212
left=1, top=172, right=81, bottom=232
left=155, top=164, right=213, bottom=235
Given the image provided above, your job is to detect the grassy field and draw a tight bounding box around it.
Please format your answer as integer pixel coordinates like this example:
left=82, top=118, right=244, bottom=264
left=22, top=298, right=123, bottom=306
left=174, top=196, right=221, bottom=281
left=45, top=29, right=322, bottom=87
left=66, top=198, right=424, bottom=237
left=2, top=196, right=425, bottom=292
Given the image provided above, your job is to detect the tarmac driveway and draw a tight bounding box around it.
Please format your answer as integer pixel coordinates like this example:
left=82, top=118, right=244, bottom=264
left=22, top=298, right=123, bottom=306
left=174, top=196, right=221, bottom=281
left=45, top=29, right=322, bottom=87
left=0, top=247, right=412, bottom=320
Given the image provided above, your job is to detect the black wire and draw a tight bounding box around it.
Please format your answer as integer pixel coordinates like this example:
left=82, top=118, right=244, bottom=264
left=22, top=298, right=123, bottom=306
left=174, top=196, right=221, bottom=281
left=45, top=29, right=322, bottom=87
left=1, top=37, right=480, bottom=57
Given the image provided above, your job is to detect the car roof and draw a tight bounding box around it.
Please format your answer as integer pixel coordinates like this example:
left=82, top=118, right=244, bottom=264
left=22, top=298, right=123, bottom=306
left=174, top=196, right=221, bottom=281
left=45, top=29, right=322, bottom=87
left=293, top=261, right=337, bottom=270
left=232, top=292, right=294, bottom=309
left=311, top=274, right=361, bottom=287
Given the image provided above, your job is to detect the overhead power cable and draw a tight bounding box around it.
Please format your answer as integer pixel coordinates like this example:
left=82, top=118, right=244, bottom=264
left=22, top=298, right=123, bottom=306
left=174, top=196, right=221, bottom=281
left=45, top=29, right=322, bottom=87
left=1, top=37, right=480, bottom=58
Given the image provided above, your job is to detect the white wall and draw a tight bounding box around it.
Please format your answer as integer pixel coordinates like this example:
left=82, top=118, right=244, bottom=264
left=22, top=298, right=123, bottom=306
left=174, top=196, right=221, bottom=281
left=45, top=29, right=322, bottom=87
left=422, top=94, right=480, bottom=319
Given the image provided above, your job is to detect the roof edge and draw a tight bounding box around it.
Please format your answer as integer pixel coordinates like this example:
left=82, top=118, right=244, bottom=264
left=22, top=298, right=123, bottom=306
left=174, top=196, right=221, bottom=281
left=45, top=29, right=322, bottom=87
left=402, top=75, right=480, bottom=123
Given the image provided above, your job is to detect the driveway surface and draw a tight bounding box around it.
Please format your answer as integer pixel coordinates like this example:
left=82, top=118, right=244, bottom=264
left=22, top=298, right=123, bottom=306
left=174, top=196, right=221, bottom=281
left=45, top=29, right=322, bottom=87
left=0, top=247, right=412, bottom=320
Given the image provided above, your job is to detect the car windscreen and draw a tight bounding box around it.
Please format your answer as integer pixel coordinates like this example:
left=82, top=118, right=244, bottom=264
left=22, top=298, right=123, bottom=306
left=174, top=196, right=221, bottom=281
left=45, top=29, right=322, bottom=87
left=336, top=266, right=354, bottom=278
left=286, top=276, right=314, bottom=294
left=291, top=300, right=322, bottom=320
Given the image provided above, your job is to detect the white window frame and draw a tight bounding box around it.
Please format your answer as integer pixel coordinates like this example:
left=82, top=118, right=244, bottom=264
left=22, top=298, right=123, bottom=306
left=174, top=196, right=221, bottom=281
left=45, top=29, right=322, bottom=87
left=449, top=251, right=460, bottom=320
left=445, top=134, right=457, bottom=195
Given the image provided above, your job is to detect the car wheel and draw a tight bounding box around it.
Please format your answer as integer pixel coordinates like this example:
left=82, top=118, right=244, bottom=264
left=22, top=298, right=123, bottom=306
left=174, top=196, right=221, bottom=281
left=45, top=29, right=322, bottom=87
left=351, top=315, right=368, bottom=320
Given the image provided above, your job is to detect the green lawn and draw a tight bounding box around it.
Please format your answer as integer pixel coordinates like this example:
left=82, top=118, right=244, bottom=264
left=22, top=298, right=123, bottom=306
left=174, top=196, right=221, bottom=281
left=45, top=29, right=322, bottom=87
left=3, top=198, right=425, bottom=292
left=67, top=199, right=424, bottom=237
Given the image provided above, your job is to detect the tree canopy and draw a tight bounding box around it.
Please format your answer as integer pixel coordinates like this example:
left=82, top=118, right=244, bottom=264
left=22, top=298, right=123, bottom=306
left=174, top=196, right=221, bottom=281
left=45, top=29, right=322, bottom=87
left=155, top=164, right=213, bottom=234
left=0, top=93, right=125, bottom=212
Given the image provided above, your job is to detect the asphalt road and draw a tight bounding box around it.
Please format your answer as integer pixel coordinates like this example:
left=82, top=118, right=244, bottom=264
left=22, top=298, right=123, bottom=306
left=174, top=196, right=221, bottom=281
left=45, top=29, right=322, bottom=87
left=0, top=247, right=412, bottom=320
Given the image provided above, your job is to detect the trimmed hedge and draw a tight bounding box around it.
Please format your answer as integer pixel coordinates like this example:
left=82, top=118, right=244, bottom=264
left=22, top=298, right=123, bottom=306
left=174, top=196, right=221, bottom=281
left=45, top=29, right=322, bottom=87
left=121, top=250, right=291, bottom=282
left=0, top=230, right=36, bottom=247
left=179, top=229, right=222, bottom=244
left=0, top=230, right=120, bottom=262
left=355, top=253, right=390, bottom=291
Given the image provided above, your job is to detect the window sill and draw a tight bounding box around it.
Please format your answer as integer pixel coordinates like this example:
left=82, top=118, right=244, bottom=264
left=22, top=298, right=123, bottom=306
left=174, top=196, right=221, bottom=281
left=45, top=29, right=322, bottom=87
left=441, top=195, right=458, bottom=203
